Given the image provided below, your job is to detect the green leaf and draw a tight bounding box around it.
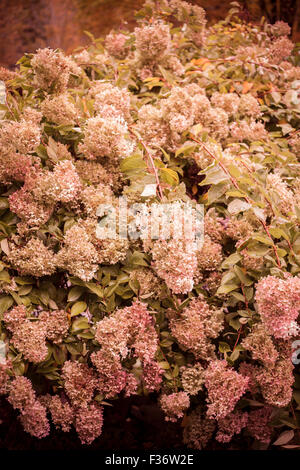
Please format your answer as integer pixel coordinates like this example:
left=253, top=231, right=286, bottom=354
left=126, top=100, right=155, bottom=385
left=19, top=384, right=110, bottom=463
left=221, top=253, right=242, bottom=269
left=53, top=346, right=67, bottom=365
left=68, top=286, right=84, bottom=302
left=0, top=198, right=9, bottom=210
left=158, top=361, right=170, bottom=370
left=0, top=295, right=14, bottom=316
left=269, top=228, right=289, bottom=241
left=71, top=317, right=90, bottom=333
left=200, top=166, right=229, bottom=185
left=14, top=277, right=33, bottom=285
left=228, top=199, right=251, bottom=215
left=77, top=331, right=95, bottom=339
left=120, top=154, right=146, bottom=173
left=216, top=283, right=239, bottom=294
left=159, top=167, right=179, bottom=186
left=0, top=81, right=6, bottom=119
left=273, top=430, right=294, bottom=446
left=158, top=65, right=175, bottom=84
left=70, top=301, right=87, bottom=317
left=0, top=270, right=10, bottom=282
left=219, top=342, right=231, bottom=353
left=175, top=143, right=197, bottom=158
left=229, top=348, right=241, bottom=362
left=252, top=234, right=274, bottom=246
left=18, top=285, right=32, bottom=296
left=233, top=265, right=253, bottom=286
left=207, top=181, right=228, bottom=203
left=85, top=283, right=103, bottom=298
left=160, top=339, right=174, bottom=348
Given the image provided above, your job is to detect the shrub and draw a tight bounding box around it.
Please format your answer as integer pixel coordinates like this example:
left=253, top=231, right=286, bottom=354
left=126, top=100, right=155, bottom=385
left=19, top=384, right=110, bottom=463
left=0, top=0, right=299, bottom=449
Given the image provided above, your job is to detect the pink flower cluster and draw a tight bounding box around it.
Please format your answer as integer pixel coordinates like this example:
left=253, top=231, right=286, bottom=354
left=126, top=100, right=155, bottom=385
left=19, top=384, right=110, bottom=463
left=31, top=47, right=82, bottom=93
left=105, top=31, right=128, bottom=59
left=62, top=361, right=98, bottom=408
left=241, top=324, right=279, bottom=367
left=170, top=296, right=223, bottom=360
left=204, top=360, right=249, bottom=419
left=255, top=275, right=300, bottom=338
left=159, top=391, right=190, bottom=422
left=151, top=239, right=198, bottom=294
left=247, top=406, right=273, bottom=443
left=4, top=306, right=69, bottom=363
left=135, top=21, right=171, bottom=61
left=216, top=411, right=248, bottom=443
left=92, top=300, right=162, bottom=397
left=256, top=358, right=294, bottom=407
left=47, top=395, right=74, bottom=432
left=0, top=0, right=299, bottom=447
left=75, top=404, right=104, bottom=445
left=8, top=376, right=49, bottom=438
left=183, top=407, right=215, bottom=450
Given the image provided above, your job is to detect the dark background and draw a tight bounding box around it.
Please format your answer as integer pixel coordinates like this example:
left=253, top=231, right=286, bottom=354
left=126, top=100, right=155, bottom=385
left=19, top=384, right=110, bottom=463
left=0, top=0, right=299, bottom=69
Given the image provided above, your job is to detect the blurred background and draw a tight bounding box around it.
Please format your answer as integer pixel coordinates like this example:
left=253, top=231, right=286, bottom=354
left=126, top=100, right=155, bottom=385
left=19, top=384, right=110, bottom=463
left=0, top=0, right=299, bottom=69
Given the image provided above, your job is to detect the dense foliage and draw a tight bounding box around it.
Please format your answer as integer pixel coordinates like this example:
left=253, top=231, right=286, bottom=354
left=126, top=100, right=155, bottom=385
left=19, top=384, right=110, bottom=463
left=0, top=0, right=299, bottom=449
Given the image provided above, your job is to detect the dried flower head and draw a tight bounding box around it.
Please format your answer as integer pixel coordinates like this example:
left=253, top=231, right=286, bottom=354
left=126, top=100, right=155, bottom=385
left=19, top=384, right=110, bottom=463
left=255, top=275, right=300, bottom=338
left=151, top=239, right=198, bottom=294
left=62, top=361, right=98, bottom=407
left=160, top=391, right=190, bottom=422
left=180, top=363, right=205, bottom=395
left=39, top=310, right=69, bottom=344
left=256, top=358, right=294, bottom=407
left=31, top=48, right=81, bottom=93
left=41, top=93, right=78, bottom=125
left=216, top=411, right=248, bottom=443
left=270, top=21, right=291, bottom=37
left=75, top=404, right=104, bottom=445
left=105, top=31, right=129, bottom=59
left=7, top=238, right=56, bottom=277
left=20, top=400, right=50, bottom=439
left=78, top=114, right=134, bottom=162
left=241, top=324, right=278, bottom=367
left=56, top=225, right=98, bottom=281
left=247, top=406, right=273, bottom=442
left=8, top=376, right=36, bottom=410
left=48, top=395, right=74, bottom=432
left=204, top=360, right=249, bottom=419
left=135, top=21, right=171, bottom=61
left=170, top=296, right=223, bottom=360
left=183, top=407, right=215, bottom=450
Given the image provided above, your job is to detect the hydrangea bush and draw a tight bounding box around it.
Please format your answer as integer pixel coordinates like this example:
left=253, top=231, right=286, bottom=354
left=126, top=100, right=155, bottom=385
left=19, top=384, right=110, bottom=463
left=0, top=0, right=299, bottom=449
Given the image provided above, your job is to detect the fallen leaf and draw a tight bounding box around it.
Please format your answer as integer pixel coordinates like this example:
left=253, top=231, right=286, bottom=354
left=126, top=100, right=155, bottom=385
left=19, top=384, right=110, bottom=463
left=191, top=58, right=211, bottom=69
left=242, top=81, right=254, bottom=94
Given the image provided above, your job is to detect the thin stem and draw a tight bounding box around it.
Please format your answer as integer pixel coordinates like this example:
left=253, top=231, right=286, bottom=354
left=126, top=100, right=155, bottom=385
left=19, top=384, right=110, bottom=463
left=239, top=160, right=275, bottom=217
left=232, top=326, right=243, bottom=352
left=129, top=128, right=163, bottom=200
left=241, top=283, right=249, bottom=310
left=190, top=135, right=281, bottom=268
left=192, top=56, right=279, bottom=71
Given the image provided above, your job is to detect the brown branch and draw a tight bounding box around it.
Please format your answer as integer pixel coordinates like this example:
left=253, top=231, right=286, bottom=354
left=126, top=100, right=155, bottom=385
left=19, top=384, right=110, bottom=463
left=192, top=56, right=280, bottom=71
left=239, top=160, right=275, bottom=217
left=129, top=127, right=163, bottom=200
left=240, top=283, right=249, bottom=310
left=190, top=135, right=282, bottom=268
left=232, top=326, right=243, bottom=352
